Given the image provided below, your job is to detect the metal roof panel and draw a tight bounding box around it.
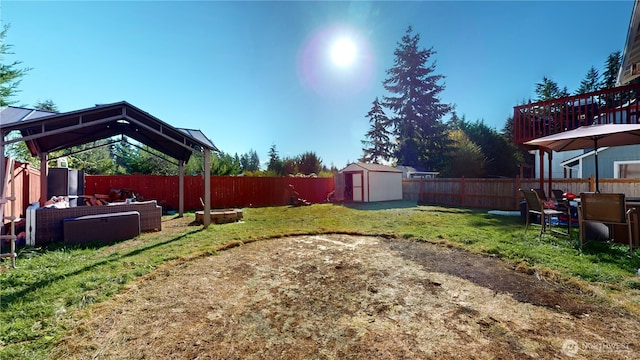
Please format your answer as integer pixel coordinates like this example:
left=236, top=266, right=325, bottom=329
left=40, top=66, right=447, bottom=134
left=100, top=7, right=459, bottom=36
left=1, top=102, right=217, bottom=163
left=177, top=128, right=219, bottom=152
left=0, top=107, right=56, bottom=126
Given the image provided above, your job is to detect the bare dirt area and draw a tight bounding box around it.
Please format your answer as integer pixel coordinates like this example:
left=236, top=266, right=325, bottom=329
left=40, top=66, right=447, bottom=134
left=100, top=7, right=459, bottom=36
left=62, top=235, right=639, bottom=359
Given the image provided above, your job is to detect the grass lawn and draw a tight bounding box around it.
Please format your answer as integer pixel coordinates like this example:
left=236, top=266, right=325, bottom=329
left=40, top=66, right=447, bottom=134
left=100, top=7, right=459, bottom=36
left=1, top=201, right=639, bottom=358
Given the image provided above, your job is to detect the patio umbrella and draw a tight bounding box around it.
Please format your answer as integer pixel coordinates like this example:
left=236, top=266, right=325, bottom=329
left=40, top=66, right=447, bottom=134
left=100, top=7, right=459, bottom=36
left=524, top=123, right=640, bottom=192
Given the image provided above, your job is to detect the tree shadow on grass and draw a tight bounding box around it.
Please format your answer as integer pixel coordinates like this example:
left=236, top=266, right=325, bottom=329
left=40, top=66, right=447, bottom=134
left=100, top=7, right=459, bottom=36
left=0, top=226, right=204, bottom=307
left=579, top=241, right=640, bottom=275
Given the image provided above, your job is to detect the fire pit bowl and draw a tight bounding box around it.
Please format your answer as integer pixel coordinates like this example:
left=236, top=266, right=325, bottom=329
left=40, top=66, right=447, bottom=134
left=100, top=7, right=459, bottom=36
left=194, top=208, right=243, bottom=224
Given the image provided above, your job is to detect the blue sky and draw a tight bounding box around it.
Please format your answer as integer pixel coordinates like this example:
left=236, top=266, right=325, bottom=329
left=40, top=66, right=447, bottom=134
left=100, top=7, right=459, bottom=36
left=1, top=1, right=633, bottom=170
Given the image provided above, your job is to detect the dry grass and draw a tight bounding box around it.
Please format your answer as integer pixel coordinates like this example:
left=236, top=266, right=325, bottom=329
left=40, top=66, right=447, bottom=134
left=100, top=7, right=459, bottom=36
left=57, top=234, right=639, bottom=359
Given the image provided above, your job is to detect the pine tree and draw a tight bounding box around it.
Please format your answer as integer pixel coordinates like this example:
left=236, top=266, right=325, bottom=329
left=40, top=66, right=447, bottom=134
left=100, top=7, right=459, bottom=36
left=281, top=156, right=297, bottom=176
left=361, top=97, right=393, bottom=164
left=211, top=152, right=242, bottom=176
left=248, top=149, right=260, bottom=171
left=535, top=76, right=568, bottom=101
left=447, top=111, right=463, bottom=130
left=457, top=118, right=520, bottom=177
left=383, top=26, right=452, bottom=170
left=34, top=99, right=59, bottom=112
left=0, top=25, right=31, bottom=106
left=240, top=153, right=250, bottom=171
left=64, top=140, right=120, bottom=174
left=298, top=151, right=322, bottom=174
left=267, top=144, right=283, bottom=175
left=601, top=50, right=621, bottom=89
left=112, top=142, right=176, bottom=175
left=441, top=130, right=486, bottom=178
left=576, top=66, right=601, bottom=94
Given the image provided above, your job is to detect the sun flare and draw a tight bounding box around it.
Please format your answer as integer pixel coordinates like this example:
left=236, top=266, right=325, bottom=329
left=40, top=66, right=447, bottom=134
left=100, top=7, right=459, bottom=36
left=330, top=38, right=357, bottom=67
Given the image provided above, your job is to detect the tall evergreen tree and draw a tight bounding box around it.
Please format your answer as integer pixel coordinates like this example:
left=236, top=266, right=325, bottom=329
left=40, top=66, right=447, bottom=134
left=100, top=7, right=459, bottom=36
left=601, top=50, right=621, bottom=89
left=240, top=149, right=260, bottom=172
left=298, top=151, right=322, bottom=175
left=0, top=25, right=31, bottom=107
left=535, top=76, right=568, bottom=101
left=281, top=156, right=297, bottom=176
left=112, top=142, right=176, bottom=175
left=248, top=149, right=260, bottom=171
left=240, top=153, right=250, bottom=172
left=447, top=111, right=463, bottom=130
left=1, top=25, right=32, bottom=163
left=501, top=116, right=534, bottom=176
left=209, top=151, right=242, bottom=176
left=61, top=140, right=119, bottom=174
left=3, top=130, right=35, bottom=164
left=34, top=99, right=59, bottom=112
left=267, top=144, right=282, bottom=175
left=576, top=66, right=601, bottom=94
left=383, top=26, right=452, bottom=170
left=441, top=130, right=486, bottom=178
left=361, top=97, right=393, bottom=164
left=458, top=118, right=520, bottom=177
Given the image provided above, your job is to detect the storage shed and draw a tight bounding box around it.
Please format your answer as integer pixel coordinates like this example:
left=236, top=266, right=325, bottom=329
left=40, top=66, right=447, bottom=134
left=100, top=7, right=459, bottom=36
left=335, top=163, right=403, bottom=202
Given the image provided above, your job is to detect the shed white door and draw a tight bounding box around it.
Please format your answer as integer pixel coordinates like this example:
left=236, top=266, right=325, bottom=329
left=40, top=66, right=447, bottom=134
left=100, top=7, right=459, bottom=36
left=352, top=172, right=363, bottom=202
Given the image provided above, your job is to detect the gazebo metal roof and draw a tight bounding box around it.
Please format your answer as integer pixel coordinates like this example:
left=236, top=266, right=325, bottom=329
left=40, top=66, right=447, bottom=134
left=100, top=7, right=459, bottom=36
left=0, top=101, right=218, bottom=163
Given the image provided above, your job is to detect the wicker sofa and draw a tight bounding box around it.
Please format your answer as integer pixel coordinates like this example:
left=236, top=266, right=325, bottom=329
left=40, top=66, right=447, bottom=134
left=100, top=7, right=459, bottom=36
left=27, top=200, right=162, bottom=245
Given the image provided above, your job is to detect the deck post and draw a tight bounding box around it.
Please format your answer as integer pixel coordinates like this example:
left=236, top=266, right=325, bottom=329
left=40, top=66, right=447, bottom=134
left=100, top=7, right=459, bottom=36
left=538, top=148, right=545, bottom=191
left=547, top=150, right=553, bottom=196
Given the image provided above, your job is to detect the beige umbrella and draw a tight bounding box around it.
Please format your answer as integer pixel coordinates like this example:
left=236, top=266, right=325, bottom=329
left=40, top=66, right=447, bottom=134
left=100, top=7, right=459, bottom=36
left=524, top=123, right=640, bottom=192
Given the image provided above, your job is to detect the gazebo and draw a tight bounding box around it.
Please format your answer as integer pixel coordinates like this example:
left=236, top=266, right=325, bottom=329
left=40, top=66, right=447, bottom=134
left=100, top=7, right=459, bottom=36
left=0, top=101, right=219, bottom=226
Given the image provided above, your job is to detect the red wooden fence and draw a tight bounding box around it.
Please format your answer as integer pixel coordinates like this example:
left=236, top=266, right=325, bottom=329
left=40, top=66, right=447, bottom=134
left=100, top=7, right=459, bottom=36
left=84, top=175, right=335, bottom=210
left=2, top=158, right=41, bottom=218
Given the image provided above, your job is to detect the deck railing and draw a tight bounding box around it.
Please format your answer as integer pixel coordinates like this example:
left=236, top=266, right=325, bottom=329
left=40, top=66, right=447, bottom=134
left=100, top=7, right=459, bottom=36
left=513, top=82, right=640, bottom=145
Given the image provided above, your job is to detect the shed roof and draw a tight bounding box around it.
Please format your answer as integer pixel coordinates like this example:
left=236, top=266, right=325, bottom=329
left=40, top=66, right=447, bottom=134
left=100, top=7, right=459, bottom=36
left=0, top=101, right=218, bottom=163
left=341, top=162, right=402, bottom=173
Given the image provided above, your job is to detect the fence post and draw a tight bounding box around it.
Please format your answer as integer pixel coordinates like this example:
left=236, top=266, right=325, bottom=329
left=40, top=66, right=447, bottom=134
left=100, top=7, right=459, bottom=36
left=515, top=175, right=521, bottom=209
left=589, top=175, right=595, bottom=192
left=460, top=176, right=465, bottom=207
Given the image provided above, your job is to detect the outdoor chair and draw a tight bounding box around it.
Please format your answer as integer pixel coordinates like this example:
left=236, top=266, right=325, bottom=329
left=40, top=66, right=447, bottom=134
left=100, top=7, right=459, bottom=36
left=578, top=192, right=637, bottom=256
left=551, top=188, right=574, bottom=222
left=520, top=188, right=571, bottom=239
left=551, top=189, right=570, bottom=210
left=531, top=188, right=549, bottom=202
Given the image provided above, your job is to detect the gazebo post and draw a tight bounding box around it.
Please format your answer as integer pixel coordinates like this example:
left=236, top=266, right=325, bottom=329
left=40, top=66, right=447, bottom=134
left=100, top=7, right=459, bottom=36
left=0, top=140, right=4, bottom=194
left=178, top=160, right=184, bottom=218
left=203, top=149, right=211, bottom=227
left=538, top=147, right=545, bottom=191
left=39, top=152, right=48, bottom=206
left=547, top=150, right=553, bottom=196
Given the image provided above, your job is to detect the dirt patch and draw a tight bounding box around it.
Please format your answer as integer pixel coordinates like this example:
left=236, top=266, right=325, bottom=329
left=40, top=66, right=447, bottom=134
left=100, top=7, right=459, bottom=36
left=60, top=235, right=639, bottom=359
